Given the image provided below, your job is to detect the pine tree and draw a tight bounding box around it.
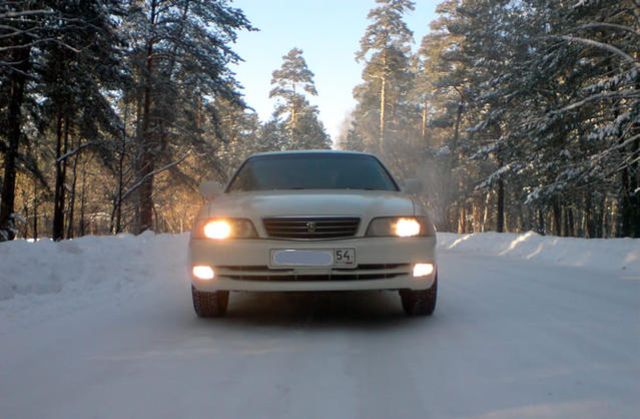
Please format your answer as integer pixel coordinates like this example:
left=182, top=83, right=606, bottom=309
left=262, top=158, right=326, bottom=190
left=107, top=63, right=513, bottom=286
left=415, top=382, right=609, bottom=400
left=213, top=96, right=262, bottom=177
left=39, top=1, right=124, bottom=240
left=412, top=3, right=475, bottom=231
left=269, top=48, right=330, bottom=149
left=258, top=119, right=288, bottom=152
left=354, top=0, right=415, bottom=153
left=0, top=1, right=124, bottom=241
left=417, top=0, right=640, bottom=237
left=122, top=0, right=253, bottom=233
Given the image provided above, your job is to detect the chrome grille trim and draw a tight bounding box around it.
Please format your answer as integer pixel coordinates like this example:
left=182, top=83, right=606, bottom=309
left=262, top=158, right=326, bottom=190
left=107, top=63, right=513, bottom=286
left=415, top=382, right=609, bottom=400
left=263, top=217, right=360, bottom=239
left=216, top=264, right=411, bottom=282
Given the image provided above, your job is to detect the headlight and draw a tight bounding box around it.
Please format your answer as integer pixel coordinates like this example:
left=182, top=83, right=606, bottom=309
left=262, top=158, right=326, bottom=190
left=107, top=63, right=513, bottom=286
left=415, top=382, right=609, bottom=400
left=366, top=217, right=433, bottom=237
left=204, top=220, right=232, bottom=239
left=195, top=218, right=257, bottom=239
left=395, top=218, right=422, bottom=237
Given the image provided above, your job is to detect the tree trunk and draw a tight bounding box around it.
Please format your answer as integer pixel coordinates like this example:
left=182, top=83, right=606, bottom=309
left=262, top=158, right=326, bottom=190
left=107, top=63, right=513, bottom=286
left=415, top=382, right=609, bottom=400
left=619, top=150, right=640, bottom=237
left=66, top=151, right=79, bottom=239
left=567, top=207, right=575, bottom=237
left=537, top=208, right=545, bottom=235
left=133, top=77, right=144, bottom=232
left=138, top=40, right=156, bottom=233
left=379, top=74, right=386, bottom=151
left=0, top=45, right=31, bottom=241
left=599, top=195, right=607, bottom=238
left=482, top=192, right=490, bottom=232
left=33, top=178, right=38, bottom=240
left=79, top=162, right=87, bottom=237
left=584, top=193, right=593, bottom=238
left=52, top=115, right=70, bottom=241
left=21, top=193, right=28, bottom=238
left=115, top=145, right=125, bottom=234
left=496, top=179, right=505, bottom=233
left=552, top=198, right=562, bottom=236
left=290, top=101, right=297, bottom=141
left=458, top=205, right=466, bottom=234
left=421, top=99, right=428, bottom=143
left=494, top=122, right=505, bottom=233
left=619, top=165, right=632, bottom=237
left=111, top=102, right=130, bottom=234
left=136, top=0, right=158, bottom=234
left=449, top=101, right=464, bottom=232
left=452, top=103, right=463, bottom=155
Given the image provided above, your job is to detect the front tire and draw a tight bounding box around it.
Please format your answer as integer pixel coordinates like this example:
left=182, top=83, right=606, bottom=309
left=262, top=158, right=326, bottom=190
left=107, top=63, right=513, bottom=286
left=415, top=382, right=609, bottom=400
left=192, top=286, right=229, bottom=318
left=399, top=275, right=437, bottom=316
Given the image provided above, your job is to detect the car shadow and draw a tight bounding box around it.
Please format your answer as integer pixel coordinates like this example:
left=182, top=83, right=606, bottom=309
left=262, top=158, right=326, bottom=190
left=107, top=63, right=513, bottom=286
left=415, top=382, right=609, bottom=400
left=203, top=291, right=422, bottom=330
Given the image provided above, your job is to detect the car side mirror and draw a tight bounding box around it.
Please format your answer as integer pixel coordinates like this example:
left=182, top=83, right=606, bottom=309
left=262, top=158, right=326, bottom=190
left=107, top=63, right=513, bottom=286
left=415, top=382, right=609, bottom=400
left=403, top=178, right=423, bottom=194
left=199, top=180, right=224, bottom=200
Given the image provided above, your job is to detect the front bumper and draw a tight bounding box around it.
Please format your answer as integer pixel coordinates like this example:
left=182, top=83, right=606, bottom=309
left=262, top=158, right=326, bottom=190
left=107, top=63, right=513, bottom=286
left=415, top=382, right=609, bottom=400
left=189, top=236, right=436, bottom=292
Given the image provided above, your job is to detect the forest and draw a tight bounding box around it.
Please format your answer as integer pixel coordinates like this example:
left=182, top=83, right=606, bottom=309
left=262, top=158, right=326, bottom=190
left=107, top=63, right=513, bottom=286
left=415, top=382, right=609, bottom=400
left=0, top=0, right=638, bottom=241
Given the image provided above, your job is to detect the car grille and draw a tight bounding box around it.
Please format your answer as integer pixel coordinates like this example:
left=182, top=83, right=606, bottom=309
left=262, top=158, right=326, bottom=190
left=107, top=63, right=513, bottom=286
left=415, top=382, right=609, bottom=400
left=216, top=264, right=411, bottom=281
left=263, top=217, right=360, bottom=239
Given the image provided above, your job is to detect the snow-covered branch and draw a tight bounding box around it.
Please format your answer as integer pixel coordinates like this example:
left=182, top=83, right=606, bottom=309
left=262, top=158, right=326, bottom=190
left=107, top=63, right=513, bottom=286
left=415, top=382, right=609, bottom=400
left=551, top=89, right=640, bottom=114
left=543, top=35, right=638, bottom=66
left=570, top=22, right=640, bottom=37
left=0, top=38, right=81, bottom=54
left=119, top=153, right=191, bottom=204
left=0, top=9, right=54, bottom=19
left=55, top=141, right=99, bottom=163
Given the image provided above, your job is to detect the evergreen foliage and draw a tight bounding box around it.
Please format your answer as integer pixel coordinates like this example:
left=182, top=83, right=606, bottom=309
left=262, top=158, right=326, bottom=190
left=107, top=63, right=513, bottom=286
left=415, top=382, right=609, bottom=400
left=269, top=48, right=331, bottom=150
left=0, top=0, right=258, bottom=239
left=1, top=0, right=638, bottom=239
left=342, top=0, right=640, bottom=237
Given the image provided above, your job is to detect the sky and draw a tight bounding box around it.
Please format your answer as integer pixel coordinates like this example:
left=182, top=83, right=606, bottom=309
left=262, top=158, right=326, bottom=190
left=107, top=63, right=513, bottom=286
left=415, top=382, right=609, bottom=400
left=231, top=0, right=440, bottom=142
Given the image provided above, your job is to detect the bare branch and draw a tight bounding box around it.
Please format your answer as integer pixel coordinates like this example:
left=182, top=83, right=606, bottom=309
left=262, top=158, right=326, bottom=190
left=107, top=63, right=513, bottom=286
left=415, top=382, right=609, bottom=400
left=119, top=153, right=190, bottom=203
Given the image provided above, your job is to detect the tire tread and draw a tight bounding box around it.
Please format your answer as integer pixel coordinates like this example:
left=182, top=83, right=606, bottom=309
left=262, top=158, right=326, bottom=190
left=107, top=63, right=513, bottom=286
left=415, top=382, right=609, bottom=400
left=400, top=276, right=437, bottom=316
left=192, top=286, right=229, bottom=318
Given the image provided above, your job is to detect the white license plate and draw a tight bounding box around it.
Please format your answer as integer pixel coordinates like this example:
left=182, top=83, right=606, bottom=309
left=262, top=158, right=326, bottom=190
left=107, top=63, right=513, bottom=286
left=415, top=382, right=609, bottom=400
left=271, top=248, right=356, bottom=267
left=333, top=248, right=356, bottom=267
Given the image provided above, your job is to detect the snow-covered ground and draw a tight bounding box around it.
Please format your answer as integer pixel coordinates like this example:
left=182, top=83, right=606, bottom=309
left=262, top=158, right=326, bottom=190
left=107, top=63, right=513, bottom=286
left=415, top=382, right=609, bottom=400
left=1, top=232, right=638, bottom=418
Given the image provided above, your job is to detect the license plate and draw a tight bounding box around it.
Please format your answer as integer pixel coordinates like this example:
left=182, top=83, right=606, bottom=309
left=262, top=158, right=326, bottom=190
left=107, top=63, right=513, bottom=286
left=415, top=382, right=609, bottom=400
left=333, top=248, right=355, bottom=267
left=271, top=248, right=356, bottom=267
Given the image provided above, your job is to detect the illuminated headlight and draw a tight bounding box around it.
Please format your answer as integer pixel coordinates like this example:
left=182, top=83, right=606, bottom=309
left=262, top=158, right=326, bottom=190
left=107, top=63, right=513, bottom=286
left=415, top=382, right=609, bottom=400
left=204, top=220, right=232, bottom=239
left=366, top=217, right=432, bottom=237
left=193, top=265, right=215, bottom=280
left=413, top=263, right=434, bottom=278
left=195, top=218, right=257, bottom=239
left=395, top=218, right=421, bottom=237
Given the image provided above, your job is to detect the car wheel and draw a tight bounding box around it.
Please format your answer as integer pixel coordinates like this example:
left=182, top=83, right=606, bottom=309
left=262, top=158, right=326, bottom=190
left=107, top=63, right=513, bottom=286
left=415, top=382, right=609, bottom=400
left=399, top=275, right=437, bottom=316
left=192, top=286, right=229, bottom=318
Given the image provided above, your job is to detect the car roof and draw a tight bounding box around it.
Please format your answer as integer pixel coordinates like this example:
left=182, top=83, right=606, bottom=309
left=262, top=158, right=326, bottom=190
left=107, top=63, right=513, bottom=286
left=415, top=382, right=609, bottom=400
left=248, top=150, right=376, bottom=158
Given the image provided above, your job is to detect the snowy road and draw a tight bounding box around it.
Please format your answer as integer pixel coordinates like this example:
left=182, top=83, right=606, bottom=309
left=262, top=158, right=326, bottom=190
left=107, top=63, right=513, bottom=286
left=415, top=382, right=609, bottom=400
left=1, top=237, right=639, bottom=419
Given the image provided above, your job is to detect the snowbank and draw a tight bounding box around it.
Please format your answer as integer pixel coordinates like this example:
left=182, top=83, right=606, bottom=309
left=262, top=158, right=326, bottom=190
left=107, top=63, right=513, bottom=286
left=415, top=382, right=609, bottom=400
left=0, top=231, right=638, bottom=304
left=438, top=231, right=640, bottom=273
left=0, top=232, right=188, bottom=303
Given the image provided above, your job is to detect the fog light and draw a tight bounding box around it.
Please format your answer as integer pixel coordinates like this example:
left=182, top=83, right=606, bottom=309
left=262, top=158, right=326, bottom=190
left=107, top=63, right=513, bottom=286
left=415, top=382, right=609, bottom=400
left=413, top=263, right=434, bottom=278
left=193, top=265, right=215, bottom=280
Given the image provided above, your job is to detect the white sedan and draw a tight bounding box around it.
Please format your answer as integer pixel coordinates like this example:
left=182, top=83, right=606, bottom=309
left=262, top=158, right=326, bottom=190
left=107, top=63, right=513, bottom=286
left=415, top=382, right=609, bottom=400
left=189, top=151, right=437, bottom=317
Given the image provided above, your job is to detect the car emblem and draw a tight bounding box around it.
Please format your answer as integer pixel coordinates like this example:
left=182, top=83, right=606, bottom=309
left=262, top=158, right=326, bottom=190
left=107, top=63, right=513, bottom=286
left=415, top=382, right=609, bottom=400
left=306, top=221, right=317, bottom=233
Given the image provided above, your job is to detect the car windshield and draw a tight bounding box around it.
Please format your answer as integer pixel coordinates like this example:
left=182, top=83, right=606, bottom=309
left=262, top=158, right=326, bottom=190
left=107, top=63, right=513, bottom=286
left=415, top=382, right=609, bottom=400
left=227, top=153, right=399, bottom=192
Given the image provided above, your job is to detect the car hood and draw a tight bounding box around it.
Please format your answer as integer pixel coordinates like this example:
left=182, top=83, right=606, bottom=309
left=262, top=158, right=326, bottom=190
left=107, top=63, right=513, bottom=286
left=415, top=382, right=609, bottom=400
left=205, top=190, right=415, bottom=219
